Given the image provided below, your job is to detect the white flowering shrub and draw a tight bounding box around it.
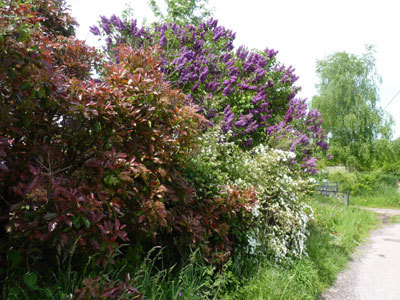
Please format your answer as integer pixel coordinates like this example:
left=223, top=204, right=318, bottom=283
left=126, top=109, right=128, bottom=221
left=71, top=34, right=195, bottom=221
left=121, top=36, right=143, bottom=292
left=238, top=145, right=313, bottom=260
left=185, top=127, right=314, bottom=261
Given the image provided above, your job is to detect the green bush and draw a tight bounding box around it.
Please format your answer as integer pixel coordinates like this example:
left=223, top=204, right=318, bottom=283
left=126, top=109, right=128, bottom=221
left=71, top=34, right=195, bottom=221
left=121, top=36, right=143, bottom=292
left=327, top=170, right=380, bottom=195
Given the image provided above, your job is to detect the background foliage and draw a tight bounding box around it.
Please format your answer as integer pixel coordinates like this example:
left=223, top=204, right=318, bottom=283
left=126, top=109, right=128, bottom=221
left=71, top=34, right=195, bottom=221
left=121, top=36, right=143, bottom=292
left=312, top=46, right=393, bottom=170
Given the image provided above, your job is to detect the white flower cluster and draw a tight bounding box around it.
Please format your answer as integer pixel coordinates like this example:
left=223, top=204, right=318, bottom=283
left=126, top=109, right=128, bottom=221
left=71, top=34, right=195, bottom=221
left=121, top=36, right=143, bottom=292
left=188, top=128, right=314, bottom=261
left=233, top=145, right=313, bottom=260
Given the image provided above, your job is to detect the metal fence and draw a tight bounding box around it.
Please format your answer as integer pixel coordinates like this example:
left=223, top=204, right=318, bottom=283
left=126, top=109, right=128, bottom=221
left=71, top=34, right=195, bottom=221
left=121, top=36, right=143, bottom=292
left=317, top=181, right=350, bottom=206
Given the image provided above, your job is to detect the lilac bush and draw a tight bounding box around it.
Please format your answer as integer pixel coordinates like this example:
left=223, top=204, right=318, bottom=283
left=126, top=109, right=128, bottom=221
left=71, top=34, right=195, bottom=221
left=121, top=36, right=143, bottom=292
left=91, top=15, right=327, bottom=173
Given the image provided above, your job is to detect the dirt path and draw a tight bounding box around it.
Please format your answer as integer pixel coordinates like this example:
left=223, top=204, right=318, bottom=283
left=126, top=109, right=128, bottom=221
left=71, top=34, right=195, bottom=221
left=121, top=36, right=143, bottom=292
left=322, top=207, right=400, bottom=300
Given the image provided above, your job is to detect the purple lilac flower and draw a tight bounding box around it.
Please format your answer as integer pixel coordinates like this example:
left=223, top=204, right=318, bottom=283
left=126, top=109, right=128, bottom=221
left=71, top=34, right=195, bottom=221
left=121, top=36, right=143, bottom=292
left=106, top=37, right=112, bottom=51
left=89, top=25, right=100, bottom=36
left=206, top=109, right=217, bottom=119
left=199, top=66, right=209, bottom=82
left=221, top=53, right=232, bottom=63
left=248, top=86, right=258, bottom=91
left=222, top=105, right=235, bottom=133
left=244, top=120, right=258, bottom=134
left=235, top=113, right=253, bottom=128
left=264, top=47, right=278, bottom=59
left=236, top=46, right=249, bottom=60
left=159, top=34, right=167, bottom=47
left=100, top=16, right=109, bottom=24
left=238, top=83, right=250, bottom=90
left=317, top=140, right=329, bottom=150
left=245, top=138, right=253, bottom=147
left=251, top=91, right=267, bottom=104
left=130, top=19, right=137, bottom=35
left=101, top=22, right=111, bottom=35
left=213, top=26, right=226, bottom=41
left=206, top=82, right=219, bottom=92
left=192, top=81, right=200, bottom=91
left=301, top=157, right=318, bottom=174
left=259, top=102, right=269, bottom=112
left=207, top=17, right=218, bottom=28
left=110, top=14, right=125, bottom=31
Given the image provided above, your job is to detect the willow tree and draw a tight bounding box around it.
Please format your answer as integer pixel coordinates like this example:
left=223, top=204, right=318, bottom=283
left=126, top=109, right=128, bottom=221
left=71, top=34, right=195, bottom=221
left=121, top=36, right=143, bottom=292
left=312, top=46, right=392, bottom=169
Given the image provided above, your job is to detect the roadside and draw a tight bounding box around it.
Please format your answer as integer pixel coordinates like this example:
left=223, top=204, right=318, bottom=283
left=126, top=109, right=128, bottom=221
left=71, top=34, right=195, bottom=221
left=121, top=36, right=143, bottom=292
left=322, top=207, right=400, bottom=300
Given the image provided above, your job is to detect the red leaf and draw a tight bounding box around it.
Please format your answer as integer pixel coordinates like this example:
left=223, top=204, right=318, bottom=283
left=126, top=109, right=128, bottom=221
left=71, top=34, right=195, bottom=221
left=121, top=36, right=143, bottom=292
left=138, top=215, right=146, bottom=223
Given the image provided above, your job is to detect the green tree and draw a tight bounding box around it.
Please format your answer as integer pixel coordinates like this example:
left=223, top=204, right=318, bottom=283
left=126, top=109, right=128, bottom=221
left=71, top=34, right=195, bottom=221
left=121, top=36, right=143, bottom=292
left=312, top=45, right=392, bottom=169
left=372, top=138, right=400, bottom=174
left=148, top=0, right=212, bottom=25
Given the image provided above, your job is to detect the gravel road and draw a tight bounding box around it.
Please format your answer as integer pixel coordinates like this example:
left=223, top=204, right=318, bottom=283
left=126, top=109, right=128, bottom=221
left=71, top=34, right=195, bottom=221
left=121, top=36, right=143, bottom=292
left=322, top=207, right=400, bottom=300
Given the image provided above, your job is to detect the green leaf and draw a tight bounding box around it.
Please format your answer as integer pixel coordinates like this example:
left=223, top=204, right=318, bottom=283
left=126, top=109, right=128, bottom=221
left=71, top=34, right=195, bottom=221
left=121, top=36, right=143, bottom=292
left=38, top=86, right=46, bottom=99
left=72, top=216, right=82, bottom=229
left=83, top=217, right=91, bottom=228
left=8, top=69, right=16, bottom=81
left=7, top=249, right=23, bottom=269
left=23, top=272, right=39, bottom=290
left=104, top=174, right=119, bottom=186
left=94, top=121, right=101, bottom=132
left=22, top=115, right=31, bottom=128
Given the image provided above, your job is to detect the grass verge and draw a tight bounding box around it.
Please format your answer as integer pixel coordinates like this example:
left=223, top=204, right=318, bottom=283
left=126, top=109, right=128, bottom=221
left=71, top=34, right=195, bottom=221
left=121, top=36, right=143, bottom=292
left=351, top=194, right=400, bottom=208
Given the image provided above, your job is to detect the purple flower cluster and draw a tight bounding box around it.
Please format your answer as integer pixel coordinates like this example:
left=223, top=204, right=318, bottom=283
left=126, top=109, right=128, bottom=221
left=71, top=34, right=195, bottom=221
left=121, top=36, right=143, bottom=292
left=91, top=15, right=152, bottom=53
left=222, top=105, right=234, bottom=133
left=92, top=15, right=328, bottom=173
left=301, top=156, right=318, bottom=174
left=89, top=25, right=100, bottom=36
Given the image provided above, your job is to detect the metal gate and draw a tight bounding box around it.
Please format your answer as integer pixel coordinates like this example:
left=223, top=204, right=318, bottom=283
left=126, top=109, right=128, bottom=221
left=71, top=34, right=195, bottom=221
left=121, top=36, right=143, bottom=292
left=317, top=181, right=350, bottom=206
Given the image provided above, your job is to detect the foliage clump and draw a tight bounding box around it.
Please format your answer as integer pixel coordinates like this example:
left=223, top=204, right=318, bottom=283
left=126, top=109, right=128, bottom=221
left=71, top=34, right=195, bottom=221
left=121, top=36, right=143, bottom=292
left=91, top=14, right=328, bottom=173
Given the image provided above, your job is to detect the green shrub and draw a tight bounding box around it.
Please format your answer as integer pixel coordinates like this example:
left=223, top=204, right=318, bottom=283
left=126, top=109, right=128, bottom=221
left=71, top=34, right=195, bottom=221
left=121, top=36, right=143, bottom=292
left=327, top=170, right=380, bottom=195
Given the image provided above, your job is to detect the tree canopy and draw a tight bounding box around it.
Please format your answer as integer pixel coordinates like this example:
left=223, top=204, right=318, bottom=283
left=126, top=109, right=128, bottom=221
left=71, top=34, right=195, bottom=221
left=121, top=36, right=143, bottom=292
left=148, top=0, right=213, bottom=25
left=312, top=45, right=392, bottom=169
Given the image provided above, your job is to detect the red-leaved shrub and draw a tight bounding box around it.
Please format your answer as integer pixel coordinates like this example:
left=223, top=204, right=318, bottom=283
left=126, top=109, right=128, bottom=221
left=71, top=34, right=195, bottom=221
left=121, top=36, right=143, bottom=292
left=1, top=2, right=257, bottom=278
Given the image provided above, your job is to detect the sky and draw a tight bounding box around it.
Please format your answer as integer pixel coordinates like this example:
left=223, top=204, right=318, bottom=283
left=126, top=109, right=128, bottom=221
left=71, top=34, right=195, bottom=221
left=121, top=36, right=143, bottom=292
left=68, top=0, right=400, bottom=138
